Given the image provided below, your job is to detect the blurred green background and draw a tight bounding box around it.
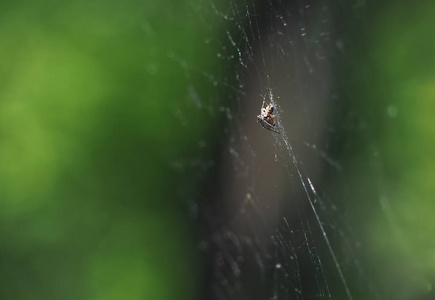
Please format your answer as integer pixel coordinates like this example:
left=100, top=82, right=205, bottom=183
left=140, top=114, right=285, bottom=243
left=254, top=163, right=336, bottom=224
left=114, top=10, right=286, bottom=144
left=355, top=1, right=435, bottom=297
left=0, top=1, right=215, bottom=299
left=0, top=0, right=434, bottom=299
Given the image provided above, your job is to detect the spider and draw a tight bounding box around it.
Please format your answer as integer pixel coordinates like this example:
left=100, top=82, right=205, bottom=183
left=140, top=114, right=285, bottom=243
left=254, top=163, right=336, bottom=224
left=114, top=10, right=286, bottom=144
left=257, top=100, right=280, bottom=133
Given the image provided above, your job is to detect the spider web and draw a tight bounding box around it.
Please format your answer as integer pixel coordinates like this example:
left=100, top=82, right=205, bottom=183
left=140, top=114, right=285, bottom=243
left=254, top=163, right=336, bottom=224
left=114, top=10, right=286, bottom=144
left=172, top=0, right=417, bottom=299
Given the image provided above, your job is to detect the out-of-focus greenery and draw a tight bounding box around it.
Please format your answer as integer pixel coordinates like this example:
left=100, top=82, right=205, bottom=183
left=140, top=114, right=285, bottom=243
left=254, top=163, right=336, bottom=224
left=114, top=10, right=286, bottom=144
left=0, top=1, right=217, bottom=299
left=368, top=1, right=435, bottom=293
left=343, top=1, right=435, bottom=298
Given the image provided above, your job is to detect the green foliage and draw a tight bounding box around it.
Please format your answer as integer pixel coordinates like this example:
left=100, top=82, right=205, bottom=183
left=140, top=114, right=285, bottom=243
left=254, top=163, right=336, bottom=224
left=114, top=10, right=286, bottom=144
left=0, top=1, right=215, bottom=299
left=341, top=1, right=435, bottom=297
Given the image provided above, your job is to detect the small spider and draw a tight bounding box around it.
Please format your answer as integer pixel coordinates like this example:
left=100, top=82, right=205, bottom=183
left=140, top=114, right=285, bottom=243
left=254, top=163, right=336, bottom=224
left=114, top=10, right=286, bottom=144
left=257, top=100, right=280, bottom=133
